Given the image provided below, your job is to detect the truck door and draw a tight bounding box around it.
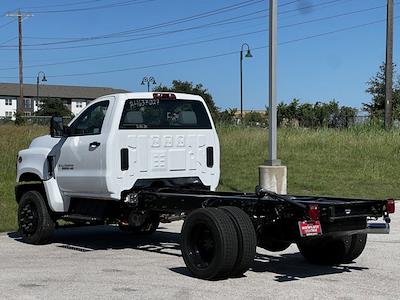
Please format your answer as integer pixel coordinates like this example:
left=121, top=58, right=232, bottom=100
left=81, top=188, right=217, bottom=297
left=55, top=99, right=111, bottom=198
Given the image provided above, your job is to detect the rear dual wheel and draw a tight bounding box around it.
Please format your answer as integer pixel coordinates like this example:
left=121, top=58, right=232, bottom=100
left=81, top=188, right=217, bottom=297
left=297, top=233, right=367, bottom=265
left=181, top=207, right=256, bottom=280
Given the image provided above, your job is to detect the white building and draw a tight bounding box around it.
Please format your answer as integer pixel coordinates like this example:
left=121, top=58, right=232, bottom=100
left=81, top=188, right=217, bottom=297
left=0, top=83, right=128, bottom=119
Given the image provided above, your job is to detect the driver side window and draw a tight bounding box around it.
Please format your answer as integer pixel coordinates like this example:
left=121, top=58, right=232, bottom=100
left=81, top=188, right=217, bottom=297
left=69, top=100, right=109, bottom=136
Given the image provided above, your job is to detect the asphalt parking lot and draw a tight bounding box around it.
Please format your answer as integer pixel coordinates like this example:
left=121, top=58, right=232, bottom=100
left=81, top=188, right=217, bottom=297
left=0, top=213, right=399, bottom=300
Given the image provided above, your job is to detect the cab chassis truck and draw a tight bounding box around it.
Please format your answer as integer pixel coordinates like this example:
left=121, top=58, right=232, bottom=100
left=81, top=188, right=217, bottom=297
left=15, top=92, right=394, bottom=280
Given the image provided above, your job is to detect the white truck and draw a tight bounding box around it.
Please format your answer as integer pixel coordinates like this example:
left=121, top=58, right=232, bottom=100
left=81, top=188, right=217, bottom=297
left=16, top=92, right=394, bottom=280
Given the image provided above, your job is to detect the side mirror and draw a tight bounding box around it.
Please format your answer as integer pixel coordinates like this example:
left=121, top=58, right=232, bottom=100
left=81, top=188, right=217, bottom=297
left=50, top=116, right=65, bottom=138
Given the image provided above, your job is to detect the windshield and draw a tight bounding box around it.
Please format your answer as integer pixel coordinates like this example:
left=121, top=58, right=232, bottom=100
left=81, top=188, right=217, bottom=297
left=119, top=99, right=212, bottom=129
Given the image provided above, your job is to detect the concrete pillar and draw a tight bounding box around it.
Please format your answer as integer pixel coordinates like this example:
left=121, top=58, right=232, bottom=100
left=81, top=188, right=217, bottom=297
left=258, top=165, right=287, bottom=194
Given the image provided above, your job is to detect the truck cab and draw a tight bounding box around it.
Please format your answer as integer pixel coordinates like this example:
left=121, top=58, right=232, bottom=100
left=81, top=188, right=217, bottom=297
left=17, top=92, right=220, bottom=212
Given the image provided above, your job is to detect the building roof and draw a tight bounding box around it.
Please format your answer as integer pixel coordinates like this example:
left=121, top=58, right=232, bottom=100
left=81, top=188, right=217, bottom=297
left=0, top=82, right=129, bottom=100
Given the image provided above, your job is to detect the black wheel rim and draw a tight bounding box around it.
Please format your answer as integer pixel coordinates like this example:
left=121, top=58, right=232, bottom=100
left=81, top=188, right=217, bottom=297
left=188, top=223, right=216, bottom=269
left=19, top=201, right=39, bottom=236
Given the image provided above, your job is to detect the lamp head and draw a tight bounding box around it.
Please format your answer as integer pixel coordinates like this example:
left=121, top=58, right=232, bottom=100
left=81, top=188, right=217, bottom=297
left=245, top=49, right=253, bottom=58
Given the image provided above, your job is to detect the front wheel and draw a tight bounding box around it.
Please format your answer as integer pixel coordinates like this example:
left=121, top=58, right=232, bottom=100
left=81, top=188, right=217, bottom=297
left=18, top=190, right=55, bottom=244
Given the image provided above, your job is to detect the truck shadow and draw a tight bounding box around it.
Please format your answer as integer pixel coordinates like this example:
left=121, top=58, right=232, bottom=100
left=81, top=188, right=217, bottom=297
left=8, top=225, right=182, bottom=257
left=251, top=252, right=368, bottom=282
left=169, top=253, right=368, bottom=282
left=8, top=226, right=369, bottom=282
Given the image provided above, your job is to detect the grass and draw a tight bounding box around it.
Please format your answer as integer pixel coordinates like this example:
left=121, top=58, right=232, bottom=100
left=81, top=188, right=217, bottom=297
left=0, top=125, right=48, bottom=232
left=218, top=125, right=400, bottom=199
left=1, top=124, right=400, bottom=232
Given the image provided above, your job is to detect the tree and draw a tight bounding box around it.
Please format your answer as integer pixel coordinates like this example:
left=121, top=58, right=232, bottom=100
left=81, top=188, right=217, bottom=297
left=153, top=80, right=220, bottom=120
left=219, top=108, right=238, bottom=123
left=363, top=63, right=400, bottom=119
left=35, top=98, right=73, bottom=117
left=243, top=111, right=266, bottom=126
left=277, top=99, right=357, bottom=128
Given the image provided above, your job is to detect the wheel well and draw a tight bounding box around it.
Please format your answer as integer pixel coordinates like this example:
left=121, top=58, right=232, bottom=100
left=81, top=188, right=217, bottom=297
left=15, top=183, right=45, bottom=204
left=19, top=172, right=42, bottom=183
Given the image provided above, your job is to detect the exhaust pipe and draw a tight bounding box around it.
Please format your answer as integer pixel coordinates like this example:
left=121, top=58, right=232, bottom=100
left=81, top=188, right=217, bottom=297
left=367, top=223, right=390, bottom=234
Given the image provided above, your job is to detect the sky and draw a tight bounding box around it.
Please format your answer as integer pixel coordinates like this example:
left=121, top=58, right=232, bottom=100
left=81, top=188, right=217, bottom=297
left=0, top=0, right=398, bottom=111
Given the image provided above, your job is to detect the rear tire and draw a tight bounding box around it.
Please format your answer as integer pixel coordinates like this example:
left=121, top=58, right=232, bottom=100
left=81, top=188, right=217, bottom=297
left=181, top=208, right=238, bottom=280
left=297, top=235, right=352, bottom=265
left=18, top=190, right=55, bottom=245
left=219, top=206, right=257, bottom=276
left=343, top=233, right=367, bottom=263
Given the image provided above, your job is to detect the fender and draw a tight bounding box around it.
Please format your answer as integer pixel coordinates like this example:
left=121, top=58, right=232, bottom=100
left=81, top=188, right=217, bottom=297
left=16, top=135, right=69, bottom=212
left=17, top=148, right=52, bottom=182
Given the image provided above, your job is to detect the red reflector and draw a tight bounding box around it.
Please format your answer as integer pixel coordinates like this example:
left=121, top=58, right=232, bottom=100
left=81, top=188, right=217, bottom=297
left=386, top=199, right=395, bottom=214
left=153, top=93, right=176, bottom=100
left=308, top=204, right=320, bottom=221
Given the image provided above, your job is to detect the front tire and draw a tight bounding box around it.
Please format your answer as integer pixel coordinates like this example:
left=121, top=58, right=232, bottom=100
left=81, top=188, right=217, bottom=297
left=18, top=190, right=55, bottom=244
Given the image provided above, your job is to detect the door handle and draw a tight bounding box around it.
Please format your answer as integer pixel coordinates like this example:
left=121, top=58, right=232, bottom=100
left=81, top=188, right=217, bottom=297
left=89, top=141, right=100, bottom=150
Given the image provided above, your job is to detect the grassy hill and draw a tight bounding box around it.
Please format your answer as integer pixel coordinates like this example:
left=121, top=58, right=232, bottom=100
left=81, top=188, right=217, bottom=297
left=1, top=124, right=399, bottom=232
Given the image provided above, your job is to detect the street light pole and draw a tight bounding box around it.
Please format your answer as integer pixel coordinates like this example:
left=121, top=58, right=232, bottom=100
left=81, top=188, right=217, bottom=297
left=141, top=76, right=156, bottom=92
left=36, top=71, right=47, bottom=108
left=240, top=43, right=253, bottom=119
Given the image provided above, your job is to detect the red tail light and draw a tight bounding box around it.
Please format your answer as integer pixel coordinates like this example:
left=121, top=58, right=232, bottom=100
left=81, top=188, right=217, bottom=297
left=153, top=93, right=176, bottom=100
left=386, top=199, right=395, bottom=214
left=308, top=204, right=320, bottom=221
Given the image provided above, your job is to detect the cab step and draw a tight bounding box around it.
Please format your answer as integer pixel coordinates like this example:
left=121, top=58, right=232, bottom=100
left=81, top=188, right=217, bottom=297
left=61, top=214, right=104, bottom=224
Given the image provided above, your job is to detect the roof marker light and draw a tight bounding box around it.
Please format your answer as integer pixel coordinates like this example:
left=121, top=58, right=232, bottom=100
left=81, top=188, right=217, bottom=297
left=153, top=93, right=176, bottom=100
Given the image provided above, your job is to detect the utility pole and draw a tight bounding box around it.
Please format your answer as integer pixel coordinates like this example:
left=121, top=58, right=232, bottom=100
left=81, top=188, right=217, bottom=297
left=384, top=0, right=394, bottom=130
left=258, top=0, right=287, bottom=195
left=267, top=0, right=280, bottom=166
left=6, top=10, right=32, bottom=114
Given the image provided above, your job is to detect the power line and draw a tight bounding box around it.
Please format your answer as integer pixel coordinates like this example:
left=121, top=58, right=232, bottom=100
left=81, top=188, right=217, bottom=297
left=43, top=16, right=400, bottom=78
left=0, top=19, right=16, bottom=31
left=24, top=0, right=158, bottom=14
left=0, top=4, right=387, bottom=71
left=0, top=37, right=17, bottom=46
left=0, top=0, right=346, bottom=50
left=0, top=0, right=264, bottom=49
left=2, top=16, right=396, bottom=80
left=17, top=0, right=108, bottom=10
left=0, top=3, right=387, bottom=70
